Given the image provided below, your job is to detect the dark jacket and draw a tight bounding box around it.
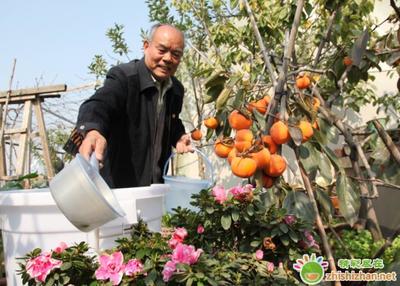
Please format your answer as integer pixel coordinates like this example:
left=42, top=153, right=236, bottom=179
left=64, top=59, right=186, bottom=187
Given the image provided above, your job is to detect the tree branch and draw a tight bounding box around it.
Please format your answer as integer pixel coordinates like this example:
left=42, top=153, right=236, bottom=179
left=190, top=1, right=223, bottom=64
left=186, top=41, right=215, bottom=66
left=241, top=0, right=277, bottom=85
left=325, top=65, right=350, bottom=108
left=313, top=8, right=339, bottom=67
left=294, top=147, right=340, bottom=285
left=348, top=176, right=400, bottom=191
left=390, top=0, right=400, bottom=20
left=372, top=120, right=400, bottom=167
left=328, top=224, right=354, bottom=259
left=264, top=0, right=305, bottom=134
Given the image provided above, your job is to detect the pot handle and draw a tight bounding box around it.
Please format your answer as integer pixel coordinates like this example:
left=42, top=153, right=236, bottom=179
left=89, top=153, right=100, bottom=172
left=163, top=148, right=215, bottom=186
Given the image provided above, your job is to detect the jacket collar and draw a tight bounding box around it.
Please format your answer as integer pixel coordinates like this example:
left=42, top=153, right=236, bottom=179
left=137, top=58, right=157, bottom=92
left=138, top=57, right=173, bottom=94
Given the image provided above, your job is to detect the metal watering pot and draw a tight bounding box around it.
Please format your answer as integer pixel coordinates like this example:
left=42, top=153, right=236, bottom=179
left=49, top=153, right=125, bottom=232
left=163, top=148, right=215, bottom=212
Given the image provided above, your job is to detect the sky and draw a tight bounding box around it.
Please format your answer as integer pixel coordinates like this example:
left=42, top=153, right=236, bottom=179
left=0, top=0, right=151, bottom=90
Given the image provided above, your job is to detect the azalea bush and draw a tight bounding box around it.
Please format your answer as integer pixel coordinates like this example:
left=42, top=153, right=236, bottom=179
left=18, top=184, right=319, bottom=285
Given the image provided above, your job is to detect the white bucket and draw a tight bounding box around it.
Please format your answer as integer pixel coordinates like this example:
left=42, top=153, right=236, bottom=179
left=163, top=148, right=214, bottom=212
left=0, top=184, right=168, bottom=286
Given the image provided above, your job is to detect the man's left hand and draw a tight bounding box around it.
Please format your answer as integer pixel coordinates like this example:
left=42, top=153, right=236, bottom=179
left=176, top=133, right=194, bottom=153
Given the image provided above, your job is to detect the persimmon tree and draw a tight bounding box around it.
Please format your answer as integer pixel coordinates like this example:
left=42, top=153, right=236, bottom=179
left=141, top=0, right=400, bottom=275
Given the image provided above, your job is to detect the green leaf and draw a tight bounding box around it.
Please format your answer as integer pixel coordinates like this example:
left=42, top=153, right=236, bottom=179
left=314, top=118, right=340, bottom=145
left=347, top=66, right=362, bottom=84
left=206, top=207, right=215, bottom=214
left=280, top=235, right=290, bottom=246
left=206, top=278, right=219, bottom=286
left=279, top=223, right=289, bottom=233
left=288, top=230, right=299, bottom=243
left=193, top=67, right=214, bottom=77
left=260, top=189, right=278, bottom=210
left=271, top=227, right=280, bottom=237
left=247, top=204, right=255, bottom=216
left=351, top=29, right=370, bottom=68
left=232, top=89, right=245, bottom=110
left=18, top=172, right=38, bottom=180
left=186, top=277, right=193, bottom=286
left=298, top=143, right=319, bottom=174
left=204, top=85, right=223, bottom=104
left=231, top=209, right=240, bottom=222
left=253, top=109, right=266, bottom=131
left=317, top=142, right=342, bottom=171
left=288, top=125, right=303, bottom=146
left=336, top=172, right=360, bottom=226
left=196, top=272, right=205, bottom=279
left=386, top=51, right=400, bottom=66
left=45, top=277, right=55, bottom=286
left=230, top=0, right=238, bottom=10
left=60, top=262, right=72, bottom=271
left=221, top=214, right=232, bottom=230
left=136, top=248, right=147, bottom=259
left=204, top=69, right=226, bottom=89
left=144, top=269, right=158, bottom=284
left=215, top=87, right=232, bottom=111
left=317, top=151, right=334, bottom=186
left=283, top=191, right=315, bottom=223
left=206, top=127, right=214, bottom=141
left=61, top=275, right=70, bottom=285
left=315, top=188, right=334, bottom=221
left=304, top=2, right=313, bottom=15
left=250, top=240, right=261, bottom=247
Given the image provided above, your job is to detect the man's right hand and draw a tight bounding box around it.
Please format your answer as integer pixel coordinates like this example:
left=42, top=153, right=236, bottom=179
left=79, top=130, right=107, bottom=166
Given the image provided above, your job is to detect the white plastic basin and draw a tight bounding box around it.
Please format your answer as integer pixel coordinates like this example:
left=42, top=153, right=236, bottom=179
left=0, top=184, right=168, bottom=286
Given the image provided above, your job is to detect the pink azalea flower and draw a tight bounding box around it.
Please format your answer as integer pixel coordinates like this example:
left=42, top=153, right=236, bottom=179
left=303, top=230, right=320, bottom=250
left=255, top=249, right=264, bottom=260
left=125, top=258, right=144, bottom=276
left=197, top=224, right=204, bottom=234
left=162, top=260, right=176, bottom=282
left=173, top=227, right=188, bottom=241
left=229, top=186, right=243, bottom=197
left=95, top=251, right=125, bottom=285
left=168, top=238, right=181, bottom=249
left=171, top=243, right=203, bottom=265
left=168, top=227, right=188, bottom=249
left=243, top=184, right=254, bottom=193
left=229, top=184, right=253, bottom=201
left=26, top=252, right=62, bottom=282
left=163, top=243, right=203, bottom=282
left=53, top=242, right=68, bottom=254
left=211, top=185, right=227, bottom=204
left=283, top=215, right=296, bottom=225
left=266, top=261, right=275, bottom=272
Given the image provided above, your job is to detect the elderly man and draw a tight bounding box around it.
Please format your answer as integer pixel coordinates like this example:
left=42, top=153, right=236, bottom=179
left=64, top=23, right=192, bottom=187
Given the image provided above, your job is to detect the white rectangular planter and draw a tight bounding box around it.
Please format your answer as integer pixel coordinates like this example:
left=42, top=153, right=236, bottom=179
left=0, top=184, right=168, bottom=286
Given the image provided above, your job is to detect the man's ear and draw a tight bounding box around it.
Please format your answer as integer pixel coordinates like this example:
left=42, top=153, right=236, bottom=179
left=143, top=40, right=150, bottom=50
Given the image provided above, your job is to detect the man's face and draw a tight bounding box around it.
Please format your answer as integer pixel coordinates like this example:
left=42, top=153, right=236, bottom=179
left=143, top=26, right=184, bottom=81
